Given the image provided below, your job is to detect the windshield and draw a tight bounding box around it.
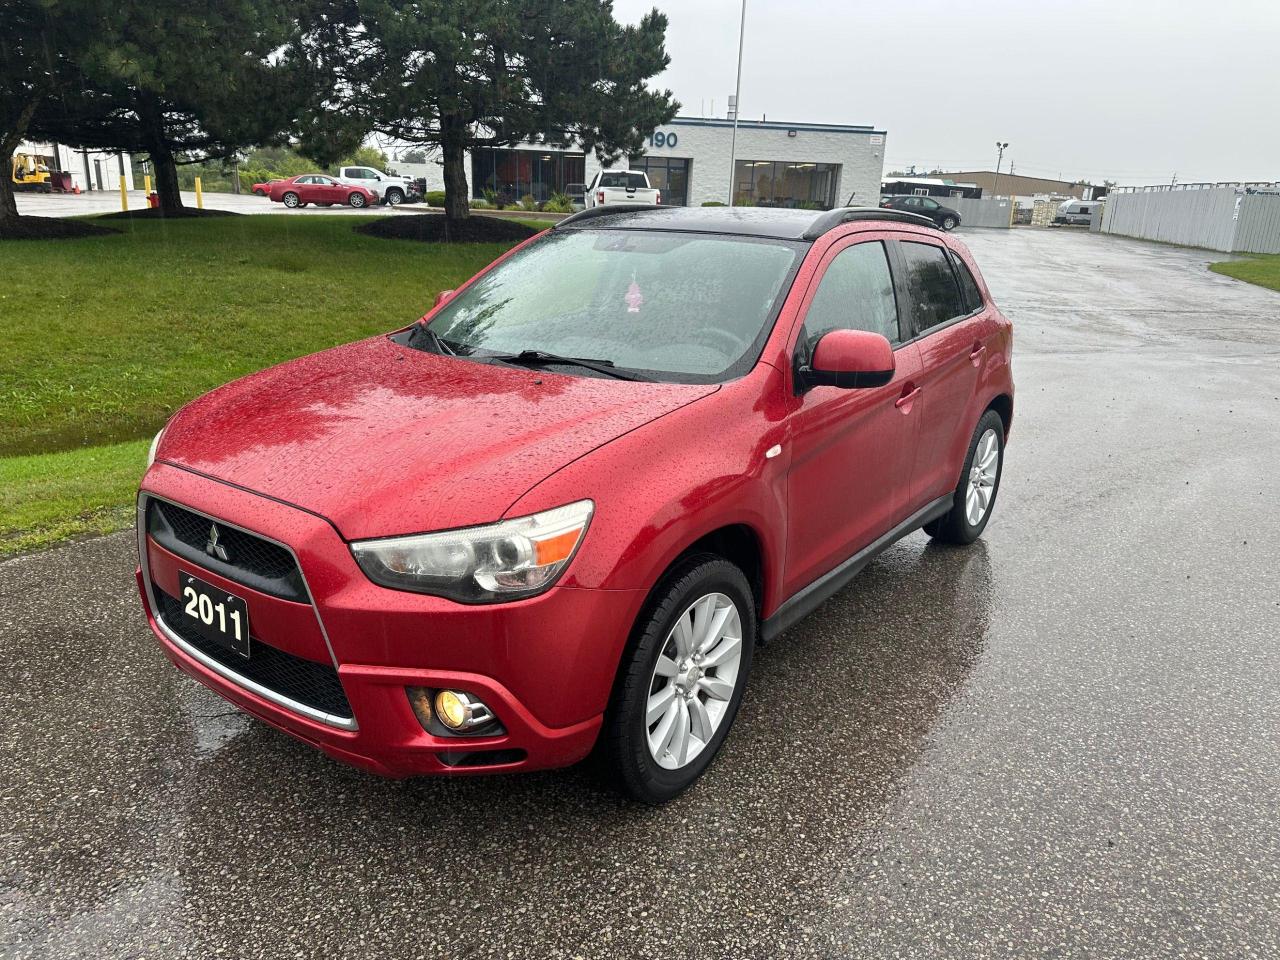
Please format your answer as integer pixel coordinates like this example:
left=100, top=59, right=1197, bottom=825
left=414, top=229, right=806, bottom=383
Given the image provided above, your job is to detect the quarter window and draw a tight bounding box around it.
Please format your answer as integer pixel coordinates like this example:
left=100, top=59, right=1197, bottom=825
left=949, top=252, right=985, bottom=313
left=800, top=241, right=900, bottom=349
left=898, top=241, right=967, bottom=333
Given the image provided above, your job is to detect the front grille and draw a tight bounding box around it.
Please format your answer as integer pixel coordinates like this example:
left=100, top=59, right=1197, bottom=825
left=156, top=587, right=353, bottom=720
left=147, top=499, right=306, bottom=602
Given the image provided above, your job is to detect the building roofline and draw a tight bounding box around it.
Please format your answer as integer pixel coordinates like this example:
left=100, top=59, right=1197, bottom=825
left=669, top=116, right=886, bottom=136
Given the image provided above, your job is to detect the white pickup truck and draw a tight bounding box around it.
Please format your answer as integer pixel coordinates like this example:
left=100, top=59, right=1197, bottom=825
left=583, top=169, right=661, bottom=208
left=336, top=165, right=419, bottom=206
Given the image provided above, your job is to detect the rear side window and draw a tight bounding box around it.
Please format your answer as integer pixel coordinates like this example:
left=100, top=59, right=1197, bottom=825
left=801, top=241, right=900, bottom=348
left=600, top=172, right=648, bottom=189
left=949, top=251, right=985, bottom=313
left=898, top=241, right=967, bottom=333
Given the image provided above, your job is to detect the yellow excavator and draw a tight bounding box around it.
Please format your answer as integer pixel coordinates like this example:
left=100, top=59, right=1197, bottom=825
left=11, top=153, right=53, bottom=193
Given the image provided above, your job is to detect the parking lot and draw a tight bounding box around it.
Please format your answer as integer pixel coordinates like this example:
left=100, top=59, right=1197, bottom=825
left=2, top=227, right=1278, bottom=958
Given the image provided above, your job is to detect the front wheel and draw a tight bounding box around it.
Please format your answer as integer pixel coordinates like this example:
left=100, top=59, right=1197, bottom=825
left=942, top=215, right=958, bottom=231
left=924, top=409, right=1004, bottom=544
left=384, top=188, right=404, bottom=206
left=348, top=192, right=367, bottom=208
left=604, top=555, right=755, bottom=803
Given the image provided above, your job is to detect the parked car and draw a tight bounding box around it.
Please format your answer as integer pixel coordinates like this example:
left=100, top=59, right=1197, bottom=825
left=880, top=195, right=962, bottom=230
left=251, top=179, right=281, bottom=197
left=336, top=165, right=420, bottom=206
left=138, top=205, right=1013, bottom=803
left=1053, top=199, right=1100, bottom=226
left=267, top=174, right=377, bottom=209
left=583, top=169, right=661, bottom=208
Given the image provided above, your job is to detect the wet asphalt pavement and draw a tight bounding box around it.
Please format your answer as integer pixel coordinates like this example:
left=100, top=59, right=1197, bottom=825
left=3, top=228, right=1280, bottom=958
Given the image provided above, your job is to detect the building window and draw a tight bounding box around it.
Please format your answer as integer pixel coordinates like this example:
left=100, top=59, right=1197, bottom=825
left=629, top=156, right=691, bottom=206
left=913, top=187, right=929, bottom=196
left=733, top=160, right=839, bottom=209
left=470, top=148, right=586, bottom=204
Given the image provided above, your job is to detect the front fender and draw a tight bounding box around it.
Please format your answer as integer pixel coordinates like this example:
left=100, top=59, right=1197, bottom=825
left=504, top=365, right=791, bottom=618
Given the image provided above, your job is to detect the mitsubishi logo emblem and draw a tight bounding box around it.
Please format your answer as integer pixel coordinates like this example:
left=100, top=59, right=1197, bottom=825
left=205, top=523, right=230, bottom=562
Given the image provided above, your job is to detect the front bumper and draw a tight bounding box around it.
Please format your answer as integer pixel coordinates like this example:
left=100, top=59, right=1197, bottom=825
left=137, top=463, right=644, bottom=776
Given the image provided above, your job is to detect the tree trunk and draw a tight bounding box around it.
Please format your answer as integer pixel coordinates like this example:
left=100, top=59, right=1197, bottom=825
left=0, top=164, right=19, bottom=228
left=441, top=121, right=469, bottom=224
left=140, top=93, right=185, bottom=215
left=150, top=147, right=184, bottom=214
left=1, top=94, right=44, bottom=227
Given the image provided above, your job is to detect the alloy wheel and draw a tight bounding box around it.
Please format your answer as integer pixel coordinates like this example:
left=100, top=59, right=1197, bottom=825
left=965, top=427, right=1000, bottom=526
left=645, top=592, right=743, bottom=770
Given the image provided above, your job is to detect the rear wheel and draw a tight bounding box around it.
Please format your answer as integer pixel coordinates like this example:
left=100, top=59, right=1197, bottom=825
left=348, top=192, right=367, bottom=208
left=924, top=409, right=1004, bottom=544
left=942, top=215, right=958, bottom=231
left=282, top=192, right=300, bottom=208
left=604, top=555, right=755, bottom=803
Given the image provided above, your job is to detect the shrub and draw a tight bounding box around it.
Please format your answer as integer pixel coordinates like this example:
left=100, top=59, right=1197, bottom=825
left=470, top=199, right=491, bottom=209
left=542, top=192, right=573, bottom=213
left=701, top=200, right=726, bottom=207
left=424, top=190, right=447, bottom=207
left=483, top=187, right=505, bottom=210
left=520, top=194, right=538, bottom=211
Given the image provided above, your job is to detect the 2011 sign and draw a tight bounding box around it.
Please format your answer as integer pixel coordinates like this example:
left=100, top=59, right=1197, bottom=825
left=648, top=131, right=679, bottom=149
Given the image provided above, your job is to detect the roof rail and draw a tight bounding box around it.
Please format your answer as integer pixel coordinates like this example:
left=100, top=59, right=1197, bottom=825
left=800, top=206, right=938, bottom=240
left=553, top=203, right=669, bottom=229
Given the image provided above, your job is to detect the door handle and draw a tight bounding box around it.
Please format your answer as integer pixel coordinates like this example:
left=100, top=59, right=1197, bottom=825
left=895, top=386, right=922, bottom=411
left=970, top=342, right=987, bottom=366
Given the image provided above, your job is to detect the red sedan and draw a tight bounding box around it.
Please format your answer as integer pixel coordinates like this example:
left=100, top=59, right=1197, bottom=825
left=138, top=205, right=1013, bottom=802
left=267, top=174, right=376, bottom=208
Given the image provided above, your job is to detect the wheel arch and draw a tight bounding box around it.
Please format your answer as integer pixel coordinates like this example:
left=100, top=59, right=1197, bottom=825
left=985, top=392, right=1013, bottom=439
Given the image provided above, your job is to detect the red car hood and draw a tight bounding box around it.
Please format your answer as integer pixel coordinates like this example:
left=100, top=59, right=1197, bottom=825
left=159, top=336, right=717, bottom=539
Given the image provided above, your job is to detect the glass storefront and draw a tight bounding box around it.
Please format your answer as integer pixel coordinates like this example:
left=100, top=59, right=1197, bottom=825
left=629, top=156, right=692, bottom=206
left=732, top=160, right=840, bottom=209
left=470, top=148, right=586, bottom=204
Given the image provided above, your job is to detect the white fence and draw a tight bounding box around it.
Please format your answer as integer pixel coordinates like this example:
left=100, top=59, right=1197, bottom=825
left=1100, top=184, right=1280, bottom=254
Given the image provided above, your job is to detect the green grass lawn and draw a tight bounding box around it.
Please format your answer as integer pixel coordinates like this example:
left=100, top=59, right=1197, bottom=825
left=0, top=214, right=548, bottom=554
left=1209, top=254, right=1280, bottom=292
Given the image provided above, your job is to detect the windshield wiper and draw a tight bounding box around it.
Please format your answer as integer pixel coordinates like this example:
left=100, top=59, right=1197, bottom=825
left=409, top=324, right=458, bottom=356
left=488, top=350, right=651, bottom=382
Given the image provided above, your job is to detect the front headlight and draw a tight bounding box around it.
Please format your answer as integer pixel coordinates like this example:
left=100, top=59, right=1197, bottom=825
left=146, top=427, right=165, bottom=469
left=350, top=500, right=593, bottom=603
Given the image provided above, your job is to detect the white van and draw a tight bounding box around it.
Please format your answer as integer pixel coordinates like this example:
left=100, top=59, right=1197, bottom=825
left=1054, top=199, right=1100, bottom=226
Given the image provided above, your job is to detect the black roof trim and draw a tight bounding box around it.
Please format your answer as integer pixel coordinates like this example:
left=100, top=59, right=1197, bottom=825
left=800, top=207, right=938, bottom=239
left=553, top=203, right=669, bottom=230
left=552, top=204, right=938, bottom=240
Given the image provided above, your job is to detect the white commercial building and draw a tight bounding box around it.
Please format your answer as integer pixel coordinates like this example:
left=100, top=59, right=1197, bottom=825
left=396, top=115, right=887, bottom=209
left=15, top=140, right=136, bottom=193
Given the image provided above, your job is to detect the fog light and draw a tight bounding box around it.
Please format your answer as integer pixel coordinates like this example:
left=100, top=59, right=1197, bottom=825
left=435, top=690, right=470, bottom=729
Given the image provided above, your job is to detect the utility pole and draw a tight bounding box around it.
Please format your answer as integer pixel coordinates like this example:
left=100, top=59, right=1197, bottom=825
left=727, top=0, right=746, bottom=207
left=993, top=141, right=1009, bottom=199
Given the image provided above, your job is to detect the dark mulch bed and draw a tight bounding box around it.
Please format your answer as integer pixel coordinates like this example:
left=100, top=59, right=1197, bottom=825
left=356, top=213, right=541, bottom=243
left=95, top=207, right=241, bottom=221
left=0, top=216, right=119, bottom=240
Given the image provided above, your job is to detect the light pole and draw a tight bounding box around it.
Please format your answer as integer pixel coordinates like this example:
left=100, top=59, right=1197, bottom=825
left=727, top=0, right=746, bottom=207
left=993, top=141, right=1009, bottom=198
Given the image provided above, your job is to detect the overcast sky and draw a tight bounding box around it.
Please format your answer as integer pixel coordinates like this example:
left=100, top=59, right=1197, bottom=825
left=611, top=0, right=1277, bottom=186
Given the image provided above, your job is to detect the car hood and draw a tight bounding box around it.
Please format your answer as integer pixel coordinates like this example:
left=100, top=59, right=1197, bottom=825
left=159, top=336, right=717, bottom=539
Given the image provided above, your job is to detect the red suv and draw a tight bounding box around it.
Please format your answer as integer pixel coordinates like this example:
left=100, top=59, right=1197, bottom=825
left=138, top=206, right=1013, bottom=802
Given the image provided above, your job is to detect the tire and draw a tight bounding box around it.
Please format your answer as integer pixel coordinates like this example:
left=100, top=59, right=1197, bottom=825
left=942, top=216, right=958, bottom=231
left=282, top=192, right=300, bottom=208
left=348, top=192, right=367, bottom=208
left=384, top=188, right=404, bottom=206
left=924, top=409, right=1005, bottom=544
left=253, top=188, right=266, bottom=197
left=603, top=554, right=755, bottom=804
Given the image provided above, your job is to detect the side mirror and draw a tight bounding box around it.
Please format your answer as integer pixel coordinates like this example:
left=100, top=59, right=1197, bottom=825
left=799, top=329, right=895, bottom=390
left=434, top=289, right=455, bottom=308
